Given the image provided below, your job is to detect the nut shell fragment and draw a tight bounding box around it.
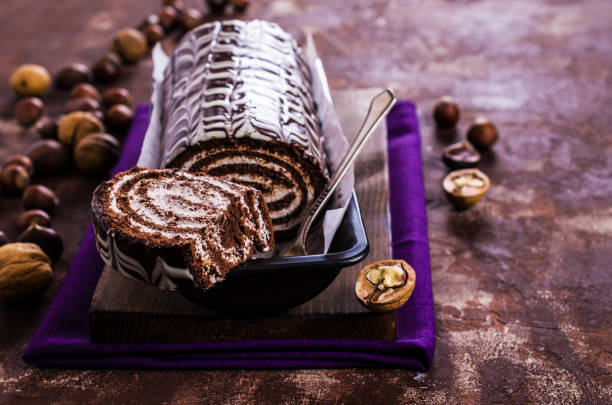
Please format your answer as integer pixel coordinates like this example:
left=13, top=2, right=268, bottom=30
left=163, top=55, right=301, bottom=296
left=442, top=141, right=480, bottom=170
left=442, top=168, right=490, bottom=208
left=355, top=259, right=416, bottom=312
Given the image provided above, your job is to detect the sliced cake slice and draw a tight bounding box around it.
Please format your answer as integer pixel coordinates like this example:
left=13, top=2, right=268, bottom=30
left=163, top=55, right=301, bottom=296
left=91, top=166, right=274, bottom=291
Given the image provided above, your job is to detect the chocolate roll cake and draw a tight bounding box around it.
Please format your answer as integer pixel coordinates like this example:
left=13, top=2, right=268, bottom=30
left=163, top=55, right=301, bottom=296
left=92, top=167, right=274, bottom=290
left=160, top=20, right=329, bottom=242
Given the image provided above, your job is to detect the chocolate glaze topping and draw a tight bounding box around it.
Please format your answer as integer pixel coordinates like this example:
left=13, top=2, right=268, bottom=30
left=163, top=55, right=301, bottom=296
left=160, top=20, right=329, bottom=241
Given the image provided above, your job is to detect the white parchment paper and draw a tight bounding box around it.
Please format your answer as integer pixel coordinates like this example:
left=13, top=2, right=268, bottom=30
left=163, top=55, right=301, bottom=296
left=137, top=32, right=353, bottom=255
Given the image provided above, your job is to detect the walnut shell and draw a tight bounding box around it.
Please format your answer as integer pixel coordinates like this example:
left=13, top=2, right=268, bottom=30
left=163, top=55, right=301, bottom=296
left=355, top=259, right=416, bottom=312
left=442, top=141, right=481, bottom=170
left=0, top=242, right=52, bottom=301
left=442, top=168, right=490, bottom=208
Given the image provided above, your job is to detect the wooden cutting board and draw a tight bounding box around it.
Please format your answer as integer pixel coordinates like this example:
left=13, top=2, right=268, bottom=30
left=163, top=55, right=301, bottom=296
left=89, top=88, right=395, bottom=343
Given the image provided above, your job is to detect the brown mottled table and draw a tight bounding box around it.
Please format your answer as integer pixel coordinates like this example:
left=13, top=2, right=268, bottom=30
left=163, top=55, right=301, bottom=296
left=0, top=0, right=610, bottom=403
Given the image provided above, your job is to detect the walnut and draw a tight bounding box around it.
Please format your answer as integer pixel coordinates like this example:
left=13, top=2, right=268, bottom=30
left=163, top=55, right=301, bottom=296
left=442, top=168, right=490, bottom=209
left=0, top=243, right=52, bottom=301
left=355, top=259, right=416, bottom=312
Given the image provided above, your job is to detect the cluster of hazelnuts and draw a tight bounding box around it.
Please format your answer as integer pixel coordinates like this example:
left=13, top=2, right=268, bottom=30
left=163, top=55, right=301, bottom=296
left=10, top=0, right=254, bottom=174
left=10, top=65, right=134, bottom=179
left=2, top=0, right=254, bottom=266
left=0, top=156, right=63, bottom=264
left=432, top=97, right=500, bottom=209
left=6, top=68, right=133, bottom=233
left=139, top=0, right=251, bottom=46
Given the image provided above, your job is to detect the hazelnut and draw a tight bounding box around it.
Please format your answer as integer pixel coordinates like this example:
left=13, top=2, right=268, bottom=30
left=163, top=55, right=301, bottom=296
left=64, top=97, right=101, bottom=114
left=158, top=6, right=178, bottom=30
left=1, top=165, right=31, bottom=196
left=27, top=140, right=71, bottom=176
left=230, top=0, right=249, bottom=12
left=17, top=209, right=51, bottom=231
left=105, top=104, right=133, bottom=132
left=102, top=88, right=133, bottom=108
left=15, top=97, right=44, bottom=127
left=143, top=24, right=164, bottom=45
left=54, top=63, right=92, bottom=90
left=73, top=133, right=120, bottom=175
left=433, top=96, right=460, bottom=130
left=35, top=117, right=59, bottom=139
left=2, top=155, right=34, bottom=176
left=0, top=242, right=52, bottom=301
left=22, top=185, right=59, bottom=214
left=0, top=231, right=7, bottom=247
left=110, top=28, right=148, bottom=65
left=442, top=168, right=490, bottom=209
left=355, top=260, right=416, bottom=312
left=70, top=83, right=101, bottom=101
left=467, top=117, right=499, bottom=149
left=179, top=8, right=202, bottom=31
left=18, top=225, right=63, bottom=265
left=207, top=0, right=228, bottom=14
left=57, top=111, right=105, bottom=147
left=9, top=64, right=51, bottom=97
left=442, top=141, right=481, bottom=170
left=92, top=52, right=122, bottom=83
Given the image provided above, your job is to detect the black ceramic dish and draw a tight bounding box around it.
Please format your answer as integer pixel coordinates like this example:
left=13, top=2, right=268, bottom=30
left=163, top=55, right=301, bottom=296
left=176, top=191, right=369, bottom=314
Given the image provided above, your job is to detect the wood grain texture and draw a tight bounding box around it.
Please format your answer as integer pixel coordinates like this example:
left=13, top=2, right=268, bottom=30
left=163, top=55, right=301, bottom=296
left=89, top=88, right=396, bottom=343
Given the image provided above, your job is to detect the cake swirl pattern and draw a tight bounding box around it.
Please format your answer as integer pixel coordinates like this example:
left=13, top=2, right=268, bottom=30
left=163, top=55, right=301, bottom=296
left=92, top=167, right=274, bottom=290
left=160, top=20, right=329, bottom=242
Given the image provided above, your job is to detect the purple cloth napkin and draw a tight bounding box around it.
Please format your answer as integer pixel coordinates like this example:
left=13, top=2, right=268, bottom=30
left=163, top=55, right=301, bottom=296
left=22, top=101, right=435, bottom=369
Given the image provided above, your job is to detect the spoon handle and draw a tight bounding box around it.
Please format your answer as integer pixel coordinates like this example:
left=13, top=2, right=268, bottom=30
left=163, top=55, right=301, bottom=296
left=298, top=88, right=397, bottom=253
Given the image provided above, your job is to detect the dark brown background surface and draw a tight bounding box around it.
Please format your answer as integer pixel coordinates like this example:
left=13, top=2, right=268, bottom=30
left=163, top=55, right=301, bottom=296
left=0, top=0, right=610, bottom=403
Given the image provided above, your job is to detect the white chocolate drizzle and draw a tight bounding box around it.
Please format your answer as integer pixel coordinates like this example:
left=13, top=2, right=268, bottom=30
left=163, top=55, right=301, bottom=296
left=159, top=20, right=328, bottom=240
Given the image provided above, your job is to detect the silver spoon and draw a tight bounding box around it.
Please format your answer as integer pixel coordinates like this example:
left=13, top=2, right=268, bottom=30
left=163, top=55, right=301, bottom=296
left=290, top=88, right=397, bottom=255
